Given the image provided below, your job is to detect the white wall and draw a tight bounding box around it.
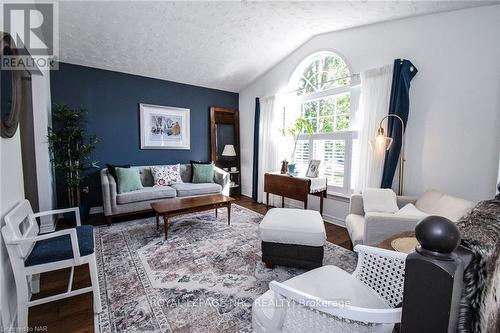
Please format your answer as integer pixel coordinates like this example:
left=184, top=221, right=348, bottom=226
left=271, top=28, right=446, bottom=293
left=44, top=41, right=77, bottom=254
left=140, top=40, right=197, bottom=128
left=0, top=131, right=25, bottom=329
left=32, top=70, right=55, bottom=232
left=0, top=65, right=52, bottom=333
left=239, top=5, right=500, bottom=224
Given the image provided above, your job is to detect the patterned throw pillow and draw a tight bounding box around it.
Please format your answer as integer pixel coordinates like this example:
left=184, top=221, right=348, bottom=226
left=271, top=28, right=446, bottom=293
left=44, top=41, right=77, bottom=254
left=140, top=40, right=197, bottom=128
left=151, top=164, right=183, bottom=186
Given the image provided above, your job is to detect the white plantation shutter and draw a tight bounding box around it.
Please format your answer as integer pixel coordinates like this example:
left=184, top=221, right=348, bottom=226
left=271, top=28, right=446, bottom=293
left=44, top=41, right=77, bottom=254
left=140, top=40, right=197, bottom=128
left=294, top=140, right=310, bottom=173
left=314, top=140, right=345, bottom=187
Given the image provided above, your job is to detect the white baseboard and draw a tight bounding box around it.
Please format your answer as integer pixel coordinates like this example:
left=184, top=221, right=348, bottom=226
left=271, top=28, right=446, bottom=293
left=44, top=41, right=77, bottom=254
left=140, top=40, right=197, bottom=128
left=285, top=202, right=346, bottom=228
left=90, top=206, right=104, bottom=215
left=8, top=311, right=17, bottom=333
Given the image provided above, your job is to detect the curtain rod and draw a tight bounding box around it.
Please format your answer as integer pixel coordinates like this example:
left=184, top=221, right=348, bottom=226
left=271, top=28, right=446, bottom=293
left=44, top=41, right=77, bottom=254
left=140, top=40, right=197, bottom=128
left=280, top=73, right=361, bottom=96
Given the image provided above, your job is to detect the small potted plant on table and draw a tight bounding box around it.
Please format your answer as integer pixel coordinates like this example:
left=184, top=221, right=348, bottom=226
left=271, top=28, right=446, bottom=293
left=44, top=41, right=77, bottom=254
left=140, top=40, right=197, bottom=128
left=286, top=116, right=314, bottom=176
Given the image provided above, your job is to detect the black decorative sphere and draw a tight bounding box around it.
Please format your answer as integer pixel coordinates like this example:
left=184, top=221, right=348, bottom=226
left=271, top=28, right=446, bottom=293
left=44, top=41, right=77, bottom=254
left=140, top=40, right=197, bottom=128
left=415, top=216, right=461, bottom=253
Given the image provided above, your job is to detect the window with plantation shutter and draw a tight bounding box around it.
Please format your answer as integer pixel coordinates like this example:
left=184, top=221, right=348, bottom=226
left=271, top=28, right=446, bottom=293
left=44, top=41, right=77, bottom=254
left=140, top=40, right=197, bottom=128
left=288, top=51, right=360, bottom=194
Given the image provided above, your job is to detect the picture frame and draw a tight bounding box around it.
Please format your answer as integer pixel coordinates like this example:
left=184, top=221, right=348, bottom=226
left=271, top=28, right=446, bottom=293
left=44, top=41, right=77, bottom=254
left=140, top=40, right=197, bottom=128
left=140, top=103, right=190, bottom=149
left=306, top=159, right=321, bottom=178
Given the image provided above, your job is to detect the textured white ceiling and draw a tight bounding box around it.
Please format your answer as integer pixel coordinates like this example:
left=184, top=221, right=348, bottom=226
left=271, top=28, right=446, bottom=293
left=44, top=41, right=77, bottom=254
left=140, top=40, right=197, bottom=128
left=59, top=1, right=495, bottom=92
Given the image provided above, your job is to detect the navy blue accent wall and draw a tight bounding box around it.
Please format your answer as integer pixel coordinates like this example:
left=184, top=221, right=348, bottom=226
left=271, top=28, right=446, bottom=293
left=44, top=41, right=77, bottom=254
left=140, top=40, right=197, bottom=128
left=50, top=62, right=239, bottom=208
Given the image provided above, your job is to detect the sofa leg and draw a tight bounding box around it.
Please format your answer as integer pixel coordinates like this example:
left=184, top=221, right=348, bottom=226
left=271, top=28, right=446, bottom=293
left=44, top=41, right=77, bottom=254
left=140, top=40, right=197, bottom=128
left=265, top=262, right=275, bottom=269
left=106, top=216, right=112, bottom=226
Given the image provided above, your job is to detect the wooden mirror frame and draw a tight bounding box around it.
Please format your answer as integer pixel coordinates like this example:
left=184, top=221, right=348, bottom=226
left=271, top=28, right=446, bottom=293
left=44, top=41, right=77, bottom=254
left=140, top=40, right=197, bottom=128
left=209, top=106, right=240, bottom=169
left=1, top=32, right=24, bottom=138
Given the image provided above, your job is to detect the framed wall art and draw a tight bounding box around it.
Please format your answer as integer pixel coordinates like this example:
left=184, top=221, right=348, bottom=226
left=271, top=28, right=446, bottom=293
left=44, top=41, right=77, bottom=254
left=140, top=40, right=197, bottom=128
left=140, top=103, right=190, bottom=149
left=306, top=159, right=321, bottom=178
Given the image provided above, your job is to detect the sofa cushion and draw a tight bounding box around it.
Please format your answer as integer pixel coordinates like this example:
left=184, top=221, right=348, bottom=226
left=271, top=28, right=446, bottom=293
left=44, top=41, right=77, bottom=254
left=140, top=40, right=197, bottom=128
left=362, top=188, right=399, bottom=213
left=416, top=190, right=474, bottom=221
left=116, top=186, right=176, bottom=204
left=116, top=168, right=143, bottom=194
left=345, top=213, right=365, bottom=246
left=259, top=208, right=326, bottom=247
left=137, top=167, right=155, bottom=186
left=25, top=225, right=94, bottom=266
left=151, top=164, right=183, bottom=186
left=106, top=164, right=130, bottom=182
left=192, top=163, right=215, bottom=183
left=170, top=182, right=221, bottom=197
left=396, top=203, right=429, bottom=217
left=190, top=160, right=212, bottom=182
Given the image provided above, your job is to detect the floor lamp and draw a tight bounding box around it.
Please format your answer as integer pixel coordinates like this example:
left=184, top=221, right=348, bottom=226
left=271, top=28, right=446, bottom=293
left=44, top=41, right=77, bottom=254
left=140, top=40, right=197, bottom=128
left=369, top=114, right=406, bottom=195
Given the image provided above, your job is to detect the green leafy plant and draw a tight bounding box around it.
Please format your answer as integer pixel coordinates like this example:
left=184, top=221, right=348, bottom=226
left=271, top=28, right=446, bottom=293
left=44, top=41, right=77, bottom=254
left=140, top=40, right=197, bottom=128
left=286, top=116, right=314, bottom=163
left=47, top=103, right=99, bottom=207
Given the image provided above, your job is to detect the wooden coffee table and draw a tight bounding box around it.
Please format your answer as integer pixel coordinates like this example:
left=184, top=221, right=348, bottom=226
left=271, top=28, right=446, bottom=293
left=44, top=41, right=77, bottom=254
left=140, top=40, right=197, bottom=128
left=151, top=194, right=235, bottom=240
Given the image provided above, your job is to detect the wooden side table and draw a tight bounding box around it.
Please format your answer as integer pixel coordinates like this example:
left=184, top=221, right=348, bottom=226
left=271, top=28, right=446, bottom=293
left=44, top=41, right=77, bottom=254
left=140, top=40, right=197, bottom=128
left=228, top=170, right=241, bottom=196
left=263, top=172, right=327, bottom=215
left=378, top=231, right=417, bottom=252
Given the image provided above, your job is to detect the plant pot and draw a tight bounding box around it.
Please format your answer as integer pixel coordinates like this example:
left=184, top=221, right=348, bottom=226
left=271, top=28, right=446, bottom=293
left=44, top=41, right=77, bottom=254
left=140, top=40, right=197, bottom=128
left=62, top=203, right=90, bottom=225
left=288, top=163, right=298, bottom=176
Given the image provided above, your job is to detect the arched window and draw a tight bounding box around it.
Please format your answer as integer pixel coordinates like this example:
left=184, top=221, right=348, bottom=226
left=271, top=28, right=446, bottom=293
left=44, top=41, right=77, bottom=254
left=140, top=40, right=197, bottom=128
left=288, top=51, right=359, bottom=194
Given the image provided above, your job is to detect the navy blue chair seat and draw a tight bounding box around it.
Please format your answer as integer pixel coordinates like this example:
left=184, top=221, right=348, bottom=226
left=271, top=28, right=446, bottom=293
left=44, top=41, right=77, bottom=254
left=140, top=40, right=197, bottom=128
left=25, top=225, right=94, bottom=267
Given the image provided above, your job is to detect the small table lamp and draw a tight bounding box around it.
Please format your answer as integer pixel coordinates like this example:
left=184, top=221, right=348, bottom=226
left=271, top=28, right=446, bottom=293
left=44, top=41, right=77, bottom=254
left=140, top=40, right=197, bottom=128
left=222, top=144, right=238, bottom=186
left=222, top=144, right=237, bottom=158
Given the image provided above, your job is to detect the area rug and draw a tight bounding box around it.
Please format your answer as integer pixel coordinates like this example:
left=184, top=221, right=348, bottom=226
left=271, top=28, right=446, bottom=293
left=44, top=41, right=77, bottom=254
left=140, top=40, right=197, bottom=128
left=95, top=204, right=357, bottom=333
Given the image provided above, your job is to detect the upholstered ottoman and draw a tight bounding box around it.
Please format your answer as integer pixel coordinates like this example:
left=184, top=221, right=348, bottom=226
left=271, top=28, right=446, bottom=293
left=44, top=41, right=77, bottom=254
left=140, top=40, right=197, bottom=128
left=259, top=208, right=326, bottom=269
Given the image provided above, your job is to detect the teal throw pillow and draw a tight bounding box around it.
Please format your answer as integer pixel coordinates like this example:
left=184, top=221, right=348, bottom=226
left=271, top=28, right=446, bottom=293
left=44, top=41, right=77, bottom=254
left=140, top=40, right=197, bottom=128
left=115, top=167, right=143, bottom=193
left=192, top=163, right=214, bottom=183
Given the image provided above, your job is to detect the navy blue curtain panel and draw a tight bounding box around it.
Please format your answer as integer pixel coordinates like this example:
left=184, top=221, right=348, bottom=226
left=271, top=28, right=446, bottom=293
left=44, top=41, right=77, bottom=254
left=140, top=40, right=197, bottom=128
left=252, top=98, right=261, bottom=201
left=381, top=59, right=418, bottom=189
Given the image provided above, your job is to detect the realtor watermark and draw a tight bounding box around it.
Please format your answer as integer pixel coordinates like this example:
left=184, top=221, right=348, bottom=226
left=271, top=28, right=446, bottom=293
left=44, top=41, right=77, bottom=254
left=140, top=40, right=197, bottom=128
left=150, top=297, right=352, bottom=309
left=1, top=1, right=58, bottom=70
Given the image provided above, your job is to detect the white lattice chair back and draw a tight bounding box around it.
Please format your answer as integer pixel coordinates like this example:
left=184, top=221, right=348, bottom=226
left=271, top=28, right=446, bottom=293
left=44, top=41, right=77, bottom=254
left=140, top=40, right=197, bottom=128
left=352, top=245, right=407, bottom=308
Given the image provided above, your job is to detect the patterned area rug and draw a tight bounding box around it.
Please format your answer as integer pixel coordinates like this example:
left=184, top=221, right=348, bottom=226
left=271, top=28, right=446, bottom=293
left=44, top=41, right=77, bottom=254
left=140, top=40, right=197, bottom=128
left=95, top=204, right=357, bottom=333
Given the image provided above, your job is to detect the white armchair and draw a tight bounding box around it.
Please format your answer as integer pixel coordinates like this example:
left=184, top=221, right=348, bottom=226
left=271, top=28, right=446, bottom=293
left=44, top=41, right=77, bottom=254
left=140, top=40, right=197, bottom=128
left=1, top=200, right=102, bottom=330
left=252, top=245, right=407, bottom=333
left=346, top=190, right=475, bottom=246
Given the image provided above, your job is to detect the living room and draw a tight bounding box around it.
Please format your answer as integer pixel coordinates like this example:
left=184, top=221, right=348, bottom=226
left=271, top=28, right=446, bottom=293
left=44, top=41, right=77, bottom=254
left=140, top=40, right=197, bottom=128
left=1, top=1, right=499, bottom=332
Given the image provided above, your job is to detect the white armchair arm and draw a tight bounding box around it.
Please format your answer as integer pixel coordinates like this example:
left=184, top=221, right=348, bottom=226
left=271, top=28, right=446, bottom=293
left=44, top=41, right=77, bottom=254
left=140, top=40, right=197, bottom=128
left=363, top=212, right=423, bottom=246
left=214, top=166, right=230, bottom=196
left=269, top=280, right=402, bottom=324
left=6, top=228, right=82, bottom=264
left=32, top=207, right=81, bottom=226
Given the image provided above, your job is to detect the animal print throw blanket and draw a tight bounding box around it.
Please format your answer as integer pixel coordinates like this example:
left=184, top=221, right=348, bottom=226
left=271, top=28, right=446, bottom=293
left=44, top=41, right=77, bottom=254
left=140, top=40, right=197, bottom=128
left=456, top=194, right=500, bottom=333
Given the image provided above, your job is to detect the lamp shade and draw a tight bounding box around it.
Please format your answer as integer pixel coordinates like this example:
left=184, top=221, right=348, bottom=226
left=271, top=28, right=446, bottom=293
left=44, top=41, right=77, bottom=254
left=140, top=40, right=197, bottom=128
left=369, top=127, right=393, bottom=152
left=369, top=135, right=393, bottom=152
left=222, top=144, right=237, bottom=157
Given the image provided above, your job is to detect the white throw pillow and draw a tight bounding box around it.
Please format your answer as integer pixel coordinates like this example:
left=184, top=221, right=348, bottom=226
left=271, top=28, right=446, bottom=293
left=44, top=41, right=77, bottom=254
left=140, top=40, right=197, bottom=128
left=151, top=164, right=183, bottom=186
left=416, top=189, right=474, bottom=221
left=362, top=188, right=399, bottom=213
left=396, top=203, right=429, bottom=217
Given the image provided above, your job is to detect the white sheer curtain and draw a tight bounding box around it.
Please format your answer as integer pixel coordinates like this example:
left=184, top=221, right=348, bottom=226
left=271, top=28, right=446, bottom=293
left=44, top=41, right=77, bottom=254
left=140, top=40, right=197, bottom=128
left=257, top=95, right=287, bottom=206
left=355, top=64, right=393, bottom=192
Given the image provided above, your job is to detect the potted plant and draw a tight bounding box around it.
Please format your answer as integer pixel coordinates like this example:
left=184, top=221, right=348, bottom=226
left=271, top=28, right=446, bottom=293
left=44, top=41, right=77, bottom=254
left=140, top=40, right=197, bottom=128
left=48, top=103, right=99, bottom=222
left=285, top=116, right=314, bottom=175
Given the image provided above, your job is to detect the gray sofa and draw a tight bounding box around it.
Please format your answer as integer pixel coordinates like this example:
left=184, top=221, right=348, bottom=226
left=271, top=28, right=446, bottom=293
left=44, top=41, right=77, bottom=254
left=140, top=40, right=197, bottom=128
left=101, top=164, right=229, bottom=224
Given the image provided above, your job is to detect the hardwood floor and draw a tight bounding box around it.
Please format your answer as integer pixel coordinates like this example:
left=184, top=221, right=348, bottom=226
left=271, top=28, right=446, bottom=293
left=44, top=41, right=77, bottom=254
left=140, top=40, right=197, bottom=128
left=28, top=195, right=351, bottom=332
